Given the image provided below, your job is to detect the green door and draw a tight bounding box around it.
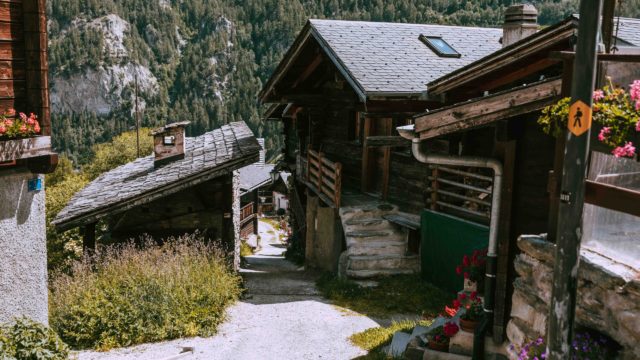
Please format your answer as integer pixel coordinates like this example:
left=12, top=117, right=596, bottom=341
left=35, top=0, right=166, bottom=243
left=421, top=210, right=489, bottom=293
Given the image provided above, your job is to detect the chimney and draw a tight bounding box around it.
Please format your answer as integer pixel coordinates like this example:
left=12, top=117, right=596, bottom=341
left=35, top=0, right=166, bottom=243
left=257, top=138, right=266, bottom=165
left=503, top=4, right=538, bottom=48
left=150, top=121, right=190, bottom=167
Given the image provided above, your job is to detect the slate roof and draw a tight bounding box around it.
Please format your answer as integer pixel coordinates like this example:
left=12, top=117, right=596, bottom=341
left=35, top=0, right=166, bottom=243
left=53, top=121, right=260, bottom=230
left=614, top=17, right=640, bottom=46
left=261, top=19, right=503, bottom=101
left=238, top=163, right=275, bottom=195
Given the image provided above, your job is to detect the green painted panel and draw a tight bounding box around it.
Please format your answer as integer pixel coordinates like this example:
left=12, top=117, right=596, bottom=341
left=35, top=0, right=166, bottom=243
left=421, top=210, right=489, bottom=293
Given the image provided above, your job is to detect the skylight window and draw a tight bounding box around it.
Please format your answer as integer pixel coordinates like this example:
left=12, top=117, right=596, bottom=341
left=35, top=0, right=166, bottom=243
left=419, top=35, right=461, bottom=58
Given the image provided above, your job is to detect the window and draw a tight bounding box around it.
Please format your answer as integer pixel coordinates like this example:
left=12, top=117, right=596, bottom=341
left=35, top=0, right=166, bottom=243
left=419, top=35, right=461, bottom=58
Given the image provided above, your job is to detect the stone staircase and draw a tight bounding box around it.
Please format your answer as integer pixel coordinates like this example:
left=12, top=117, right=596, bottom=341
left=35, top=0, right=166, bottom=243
left=338, top=203, right=420, bottom=279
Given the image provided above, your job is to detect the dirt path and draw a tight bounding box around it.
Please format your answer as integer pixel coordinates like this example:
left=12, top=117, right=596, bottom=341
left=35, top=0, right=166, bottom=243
left=78, top=219, right=378, bottom=360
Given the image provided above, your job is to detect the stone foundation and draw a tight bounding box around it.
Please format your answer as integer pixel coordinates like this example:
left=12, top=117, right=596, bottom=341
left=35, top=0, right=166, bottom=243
left=507, top=235, right=640, bottom=359
left=0, top=169, right=48, bottom=325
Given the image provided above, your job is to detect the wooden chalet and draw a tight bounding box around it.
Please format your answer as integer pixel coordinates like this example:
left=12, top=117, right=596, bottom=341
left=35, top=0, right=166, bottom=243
left=406, top=9, right=640, bottom=346
left=53, top=121, right=261, bottom=269
left=260, top=19, right=504, bottom=275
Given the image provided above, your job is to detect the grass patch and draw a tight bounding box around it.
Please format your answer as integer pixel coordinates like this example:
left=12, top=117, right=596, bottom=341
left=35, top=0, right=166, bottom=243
left=350, top=319, right=431, bottom=359
left=260, top=217, right=282, bottom=231
left=240, top=241, right=254, bottom=257
left=316, top=273, right=450, bottom=318
left=49, top=234, right=242, bottom=351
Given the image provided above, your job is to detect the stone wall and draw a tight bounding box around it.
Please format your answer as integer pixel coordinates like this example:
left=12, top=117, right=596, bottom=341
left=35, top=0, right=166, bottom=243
left=0, top=169, right=48, bottom=325
left=232, top=170, right=241, bottom=270
left=507, top=235, right=640, bottom=359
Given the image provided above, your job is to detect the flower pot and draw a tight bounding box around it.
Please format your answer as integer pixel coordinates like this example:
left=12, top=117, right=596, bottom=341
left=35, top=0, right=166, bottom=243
left=463, top=279, right=477, bottom=292
left=427, top=340, right=449, bottom=352
left=460, top=318, right=479, bottom=332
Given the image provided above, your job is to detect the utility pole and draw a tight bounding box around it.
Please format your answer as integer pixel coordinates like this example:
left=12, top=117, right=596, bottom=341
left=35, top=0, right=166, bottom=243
left=546, top=0, right=603, bottom=358
left=134, top=73, right=141, bottom=158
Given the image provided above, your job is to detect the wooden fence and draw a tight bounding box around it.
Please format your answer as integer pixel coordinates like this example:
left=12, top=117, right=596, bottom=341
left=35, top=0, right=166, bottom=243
left=428, top=164, right=493, bottom=222
left=306, top=149, right=342, bottom=208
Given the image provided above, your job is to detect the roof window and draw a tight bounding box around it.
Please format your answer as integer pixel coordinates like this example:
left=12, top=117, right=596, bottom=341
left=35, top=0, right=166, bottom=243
left=419, top=35, right=461, bottom=58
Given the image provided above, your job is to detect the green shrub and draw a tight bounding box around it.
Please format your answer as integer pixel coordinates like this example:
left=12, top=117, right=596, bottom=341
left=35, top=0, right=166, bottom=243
left=0, top=318, right=69, bottom=360
left=49, top=234, right=242, bottom=351
left=240, top=241, right=254, bottom=257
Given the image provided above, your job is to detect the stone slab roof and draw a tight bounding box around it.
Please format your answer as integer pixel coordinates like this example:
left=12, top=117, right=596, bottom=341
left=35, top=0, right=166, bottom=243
left=308, top=19, right=503, bottom=96
left=238, top=163, right=275, bottom=195
left=615, top=17, right=640, bottom=46
left=53, top=121, right=260, bottom=230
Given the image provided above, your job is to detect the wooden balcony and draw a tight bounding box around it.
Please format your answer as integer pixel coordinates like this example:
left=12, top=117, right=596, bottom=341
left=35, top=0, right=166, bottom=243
left=240, top=203, right=255, bottom=224
left=303, top=149, right=342, bottom=208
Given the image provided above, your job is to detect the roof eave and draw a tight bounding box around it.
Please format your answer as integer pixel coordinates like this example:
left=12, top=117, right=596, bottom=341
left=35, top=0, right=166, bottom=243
left=427, top=16, right=578, bottom=95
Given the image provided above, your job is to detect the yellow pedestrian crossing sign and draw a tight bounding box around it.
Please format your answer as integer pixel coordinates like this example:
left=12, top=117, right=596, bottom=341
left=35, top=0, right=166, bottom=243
left=568, top=100, right=592, bottom=136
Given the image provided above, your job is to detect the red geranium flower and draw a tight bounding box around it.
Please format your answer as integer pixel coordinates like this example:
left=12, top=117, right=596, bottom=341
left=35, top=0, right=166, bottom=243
left=443, top=322, right=459, bottom=337
left=455, top=266, right=462, bottom=275
left=462, top=255, right=470, bottom=266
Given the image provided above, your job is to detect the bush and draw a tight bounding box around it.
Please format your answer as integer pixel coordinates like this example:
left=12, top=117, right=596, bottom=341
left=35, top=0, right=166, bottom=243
left=0, top=318, right=69, bottom=360
left=49, top=234, right=242, bottom=351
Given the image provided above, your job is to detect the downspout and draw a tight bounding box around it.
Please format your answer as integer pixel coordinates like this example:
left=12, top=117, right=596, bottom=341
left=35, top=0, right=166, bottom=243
left=410, top=137, right=502, bottom=360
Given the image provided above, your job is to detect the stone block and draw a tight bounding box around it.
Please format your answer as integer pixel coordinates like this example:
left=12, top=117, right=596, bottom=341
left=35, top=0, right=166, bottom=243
left=388, top=331, right=411, bottom=357
left=449, top=331, right=508, bottom=357
left=517, top=235, right=555, bottom=264
left=423, top=349, right=470, bottom=360
left=510, top=292, right=546, bottom=334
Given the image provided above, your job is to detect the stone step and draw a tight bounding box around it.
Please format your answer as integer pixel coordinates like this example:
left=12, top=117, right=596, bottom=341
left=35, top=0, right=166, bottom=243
left=348, top=254, right=420, bottom=271
left=343, top=218, right=392, bottom=232
left=339, top=203, right=399, bottom=221
left=346, top=267, right=418, bottom=279
left=346, top=244, right=407, bottom=256
left=345, top=236, right=406, bottom=249
left=345, top=230, right=396, bottom=238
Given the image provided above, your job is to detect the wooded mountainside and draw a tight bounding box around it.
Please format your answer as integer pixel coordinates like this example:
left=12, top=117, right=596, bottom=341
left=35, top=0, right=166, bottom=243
left=47, top=0, right=640, bottom=163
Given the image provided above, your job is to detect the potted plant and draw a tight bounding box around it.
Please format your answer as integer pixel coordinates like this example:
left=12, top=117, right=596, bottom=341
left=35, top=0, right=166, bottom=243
left=427, top=321, right=459, bottom=352
left=455, top=249, right=487, bottom=291
left=538, top=78, right=640, bottom=159
left=444, top=292, right=483, bottom=332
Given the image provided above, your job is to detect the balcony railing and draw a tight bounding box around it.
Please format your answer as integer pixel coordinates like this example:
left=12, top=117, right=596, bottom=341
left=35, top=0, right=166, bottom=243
left=240, top=203, right=255, bottom=223
left=305, top=149, right=342, bottom=208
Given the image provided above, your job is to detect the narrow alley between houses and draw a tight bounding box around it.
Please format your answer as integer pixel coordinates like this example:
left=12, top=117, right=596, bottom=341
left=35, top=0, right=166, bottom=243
left=78, top=219, right=380, bottom=360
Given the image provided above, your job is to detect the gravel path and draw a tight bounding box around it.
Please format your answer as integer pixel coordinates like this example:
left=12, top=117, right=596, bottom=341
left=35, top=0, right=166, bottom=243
left=78, top=220, right=379, bottom=360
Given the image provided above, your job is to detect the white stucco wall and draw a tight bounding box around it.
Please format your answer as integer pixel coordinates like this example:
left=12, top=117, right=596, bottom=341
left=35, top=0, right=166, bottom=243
left=0, top=169, right=48, bottom=325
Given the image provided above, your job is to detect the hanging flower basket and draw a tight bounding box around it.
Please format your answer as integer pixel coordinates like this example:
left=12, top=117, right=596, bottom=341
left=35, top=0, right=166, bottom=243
left=538, top=78, right=640, bottom=159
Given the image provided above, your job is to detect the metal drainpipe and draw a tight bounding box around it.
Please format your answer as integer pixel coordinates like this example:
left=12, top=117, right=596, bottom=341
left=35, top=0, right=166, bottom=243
left=411, top=138, right=502, bottom=360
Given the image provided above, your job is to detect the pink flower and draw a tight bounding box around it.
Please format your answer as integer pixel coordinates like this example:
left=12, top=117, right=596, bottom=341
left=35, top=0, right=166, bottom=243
left=636, top=120, right=640, bottom=132
left=598, top=127, right=611, bottom=142
left=19, top=112, right=27, bottom=121
left=631, top=80, right=640, bottom=101
left=592, top=90, right=605, bottom=101
left=636, top=100, right=640, bottom=111
left=612, top=142, right=636, bottom=158
left=19, top=124, right=27, bottom=133
left=0, top=125, right=5, bottom=134
left=6, top=108, right=15, bottom=116
left=4, top=119, right=12, bottom=126
left=34, top=122, right=40, bottom=133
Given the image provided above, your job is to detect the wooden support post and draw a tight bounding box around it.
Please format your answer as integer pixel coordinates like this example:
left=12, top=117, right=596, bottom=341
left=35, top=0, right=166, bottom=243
left=546, top=1, right=602, bottom=358
left=83, top=222, right=97, bottom=255
left=334, top=163, right=342, bottom=208
left=253, top=190, right=259, bottom=235
left=430, top=167, right=439, bottom=211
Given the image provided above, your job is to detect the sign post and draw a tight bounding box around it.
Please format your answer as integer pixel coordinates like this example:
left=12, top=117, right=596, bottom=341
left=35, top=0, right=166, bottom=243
left=546, top=0, right=603, bottom=358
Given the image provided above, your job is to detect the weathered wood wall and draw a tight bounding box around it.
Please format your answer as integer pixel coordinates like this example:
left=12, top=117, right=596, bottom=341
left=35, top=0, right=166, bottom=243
left=110, top=175, right=232, bottom=245
left=0, top=0, right=49, bottom=135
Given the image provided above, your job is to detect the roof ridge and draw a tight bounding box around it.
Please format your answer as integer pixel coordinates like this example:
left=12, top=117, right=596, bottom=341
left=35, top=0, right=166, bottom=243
left=308, top=18, right=501, bottom=30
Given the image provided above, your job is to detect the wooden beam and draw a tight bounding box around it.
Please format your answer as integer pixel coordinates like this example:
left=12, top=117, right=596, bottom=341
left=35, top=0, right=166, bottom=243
left=550, top=50, right=640, bottom=63
left=601, top=0, right=616, bottom=53
left=291, top=53, right=323, bottom=88
left=584, top=180, right=640, bottom=217
left=415, top=78, right=562, bottom=140
left=364, top=136, right=411, bottom=148
left=477, top=57, right=557, bottom=92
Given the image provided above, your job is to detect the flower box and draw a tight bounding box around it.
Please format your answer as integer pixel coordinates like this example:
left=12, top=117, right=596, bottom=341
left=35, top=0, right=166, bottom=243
left=0, top=136, right=52, bottom=163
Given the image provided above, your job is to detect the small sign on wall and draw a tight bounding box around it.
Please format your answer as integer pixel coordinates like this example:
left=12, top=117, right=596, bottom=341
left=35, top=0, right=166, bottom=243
left=28, top=177, right=43, bottom=192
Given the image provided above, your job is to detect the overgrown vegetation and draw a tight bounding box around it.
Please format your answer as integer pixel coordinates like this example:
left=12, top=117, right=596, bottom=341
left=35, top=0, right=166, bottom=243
left=317, top=273, right=450, bottom=318
left=284, top=233, right=305, bottom=266
left=0, top=318, right=70, bottom=360
left=240, top=241, right=254, bottom=257
left=49, top=234, right=242, bottom=351
left=350, top=319, right=431, bottom=359
left=45, top=129, right=153, bottom=271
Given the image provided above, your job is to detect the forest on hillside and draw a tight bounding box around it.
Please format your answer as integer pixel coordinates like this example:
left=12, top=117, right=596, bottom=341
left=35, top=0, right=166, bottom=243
left=46, top=0, right=640, bottom=163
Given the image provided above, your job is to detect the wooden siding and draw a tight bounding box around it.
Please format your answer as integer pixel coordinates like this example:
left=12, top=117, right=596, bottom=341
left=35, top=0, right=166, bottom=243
left=0, top=0, right=49, bottom=135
